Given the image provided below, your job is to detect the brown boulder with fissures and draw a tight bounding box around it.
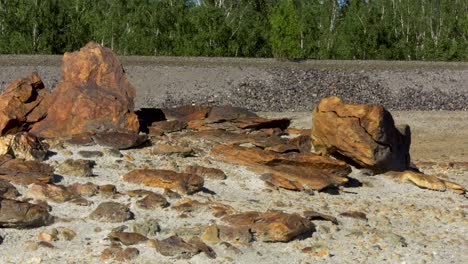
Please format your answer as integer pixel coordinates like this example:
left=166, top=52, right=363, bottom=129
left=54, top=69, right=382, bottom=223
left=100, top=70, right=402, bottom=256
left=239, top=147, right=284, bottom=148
left=222, top=211, right=314, bottom=242
left=211, top=144, right=350, bottom=191
left=0, top=73, right=49, bottom=135
left=311, top=96, right=411, bottom=173
left=122, top=169, right=204, bottom=194
left=30, top=42, right=139, bottom=138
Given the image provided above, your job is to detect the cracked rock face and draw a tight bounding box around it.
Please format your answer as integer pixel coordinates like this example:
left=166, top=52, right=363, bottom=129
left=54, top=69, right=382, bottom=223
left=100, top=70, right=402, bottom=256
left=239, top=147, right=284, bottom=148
left=311, top=96, right=411, bottom=173
left=30, top=42, right=139, bottom=138
left=0, top=73, right=49, bottom=136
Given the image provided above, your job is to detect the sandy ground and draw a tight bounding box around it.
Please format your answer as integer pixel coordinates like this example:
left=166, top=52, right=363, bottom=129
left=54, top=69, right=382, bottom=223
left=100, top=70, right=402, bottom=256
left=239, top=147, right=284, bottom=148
left=0, top=57, right=466, bottom=263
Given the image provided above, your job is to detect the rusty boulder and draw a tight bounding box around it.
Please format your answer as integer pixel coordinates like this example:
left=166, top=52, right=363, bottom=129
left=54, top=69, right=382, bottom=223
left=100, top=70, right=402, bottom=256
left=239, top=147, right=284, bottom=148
left=311, top=97, right=411, bottom=173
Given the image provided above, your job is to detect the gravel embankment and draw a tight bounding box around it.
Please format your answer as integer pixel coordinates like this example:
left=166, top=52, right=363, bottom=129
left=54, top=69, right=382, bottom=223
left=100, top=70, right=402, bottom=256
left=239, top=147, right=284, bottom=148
left=0, top=56, right=466, bottom=111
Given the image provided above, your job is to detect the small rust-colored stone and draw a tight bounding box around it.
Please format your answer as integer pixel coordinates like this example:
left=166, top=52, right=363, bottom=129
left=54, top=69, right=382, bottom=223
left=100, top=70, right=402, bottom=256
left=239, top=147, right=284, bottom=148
left=108, top=231, right=148, bottom=246
left=38, top=231, right=58, bottom=242
left=185, top=165, right=227, bottom=180
left=136, top=193, right=169, bottom=209
left=60, top=228, right=77, bottom=241
left=115, top=247, right=139, bottom=262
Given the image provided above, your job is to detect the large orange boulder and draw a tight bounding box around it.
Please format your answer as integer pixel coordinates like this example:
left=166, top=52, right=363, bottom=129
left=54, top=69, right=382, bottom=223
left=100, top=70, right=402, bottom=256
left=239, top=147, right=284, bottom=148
left=0, top=73, right=49, bottom=135
left=311, top=97, right=411, bottom=173
left=30, top=42, right=139, bottom=138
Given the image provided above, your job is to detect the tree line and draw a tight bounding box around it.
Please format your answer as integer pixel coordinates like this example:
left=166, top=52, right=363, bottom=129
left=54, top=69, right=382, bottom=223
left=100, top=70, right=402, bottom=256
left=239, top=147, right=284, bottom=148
left=0, top=0, right=466, bottom=60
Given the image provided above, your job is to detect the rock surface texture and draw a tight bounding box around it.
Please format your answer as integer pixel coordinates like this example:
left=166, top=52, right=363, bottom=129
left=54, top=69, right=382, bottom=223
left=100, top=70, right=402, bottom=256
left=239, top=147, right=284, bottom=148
left=311, top=96, right=411, bottom=173
left=30, top=42, right=139, bottom=138
left=0, top=198, right=54, bottom=228
left=0, top=73, right=48, bottom=135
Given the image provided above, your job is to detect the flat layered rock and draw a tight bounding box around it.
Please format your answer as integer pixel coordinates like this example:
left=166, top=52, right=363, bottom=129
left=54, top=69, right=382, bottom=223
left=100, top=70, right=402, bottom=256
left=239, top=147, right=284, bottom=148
left=312, top=96, right=411, bottom=173
left=30, top=42, right=139, bottom=138
left=154, top=235, right=201, bottom=259
left=122, top=169, right=204, bottom=194
left=231, top=116, right=291, bottom=130
left=89, top=202, right=133, bottom=223
left=0, top=155, right=53, bottom=185
left=0, top=198, right=54, bottom=228
left=211, top=144, right=350, bottom=191
left=205, top=105, right=257, bottom=124
left=0, top=73, right=49, bottom=135
left=148, top=144, right=194, bottom=157
left=148, top=120, right=187, bottom=135
left=27, top=183, right=78, bottom=203
left=185, top=165, right=227, bottom=180
left=195, top=129, right=295, bottom=151
left=222, top=211, right=314, bottom=242
left=92, top=132, right=147, bottom=150
left=162, top=105, right=210, bottom=122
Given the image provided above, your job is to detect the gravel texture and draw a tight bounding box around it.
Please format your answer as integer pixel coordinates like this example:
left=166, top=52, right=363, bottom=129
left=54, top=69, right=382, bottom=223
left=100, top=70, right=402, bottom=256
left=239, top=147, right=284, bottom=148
left=0, top=56, right=466, bottom=111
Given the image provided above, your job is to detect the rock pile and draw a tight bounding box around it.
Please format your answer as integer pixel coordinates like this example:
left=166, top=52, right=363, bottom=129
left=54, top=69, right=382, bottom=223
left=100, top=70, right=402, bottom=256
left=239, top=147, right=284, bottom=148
left=0, top=42, right=464, bottom=262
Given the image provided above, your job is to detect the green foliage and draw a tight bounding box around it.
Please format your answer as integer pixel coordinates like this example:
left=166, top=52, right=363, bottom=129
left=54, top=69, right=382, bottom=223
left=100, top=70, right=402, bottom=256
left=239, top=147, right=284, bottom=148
left=269, top=0, right=301, bottom=58
left=0, top=0, right=465, bottom=61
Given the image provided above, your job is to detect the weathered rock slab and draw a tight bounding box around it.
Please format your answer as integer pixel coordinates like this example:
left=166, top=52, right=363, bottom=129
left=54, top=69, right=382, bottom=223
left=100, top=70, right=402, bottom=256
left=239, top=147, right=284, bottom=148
left=0, top=198, right=54, bottom=228
left=0, top=155, right=53, bottom=185
left=211, top=144, right=350, bottom=191
left=122, top=169, right=204, bottom=194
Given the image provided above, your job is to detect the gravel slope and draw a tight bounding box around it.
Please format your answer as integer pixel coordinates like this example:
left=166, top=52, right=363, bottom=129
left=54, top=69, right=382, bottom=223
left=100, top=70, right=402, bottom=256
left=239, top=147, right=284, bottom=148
left=0, top=56, right=467, bottom=111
